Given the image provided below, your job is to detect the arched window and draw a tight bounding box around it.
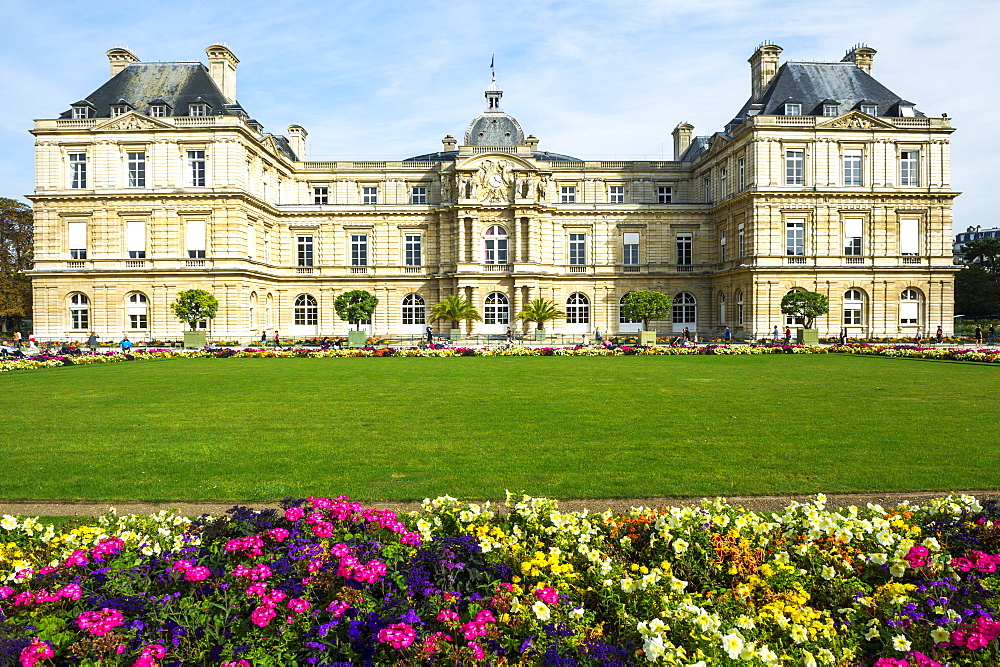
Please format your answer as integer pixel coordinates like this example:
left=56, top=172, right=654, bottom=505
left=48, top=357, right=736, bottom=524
left=736, top=291, right=744, bottom=326
left=718, top=292, right=727, bottom=324
left=566, top=293, right=590, bottom=325
left=843, top=289, right=865, bottom=326
left=484, top=225, right=508, bottom=264
left=900, top=288, right=921, bottom=325
left=265, top=293, right=274, bottom=328
left=293, top=294, right=318, bottom=326
left=484, top=292, right=509, bottom=325
left=69, top=293, right=89, bottom=330
left=784, top=288, right=805, bottom=326
left=401, top=294, right=426, bottom=325
left=249, top=292, right=257, bottom=329
left=672, top=292, right=697, bottom=332
left=618, top=293, right=642, bottom=332
left=126, top=292, right=148, bottom=330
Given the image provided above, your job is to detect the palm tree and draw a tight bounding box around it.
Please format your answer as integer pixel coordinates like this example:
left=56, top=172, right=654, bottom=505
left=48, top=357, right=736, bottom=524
left=516, top=298, right=564, bottom=331
left=429, top=295, right=482, bottom=332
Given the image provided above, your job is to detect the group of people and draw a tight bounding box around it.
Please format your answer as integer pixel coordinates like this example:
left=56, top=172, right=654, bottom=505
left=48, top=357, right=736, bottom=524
left=974, top=323, right=998, bottom=345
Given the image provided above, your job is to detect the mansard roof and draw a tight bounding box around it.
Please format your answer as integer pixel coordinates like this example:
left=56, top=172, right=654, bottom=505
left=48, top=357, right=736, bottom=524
left=403, top=149, right=581, bottom=163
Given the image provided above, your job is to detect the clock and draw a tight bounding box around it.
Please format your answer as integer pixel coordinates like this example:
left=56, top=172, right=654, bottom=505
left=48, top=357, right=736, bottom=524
left=488, top=173, right=503, bottom=187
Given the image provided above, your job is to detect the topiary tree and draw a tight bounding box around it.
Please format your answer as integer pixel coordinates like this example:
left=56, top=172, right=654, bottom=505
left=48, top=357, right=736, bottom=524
left=620, top=290, right=673, bottom=330
left=515, top=298, right=564, bottom=330
left=429, top=295, right=481, bottom=331
left=170, top=289, right=219, bottom=330
left=334, top=290, right=378, bottom=329
left=780, top=290, right=829, bottom=329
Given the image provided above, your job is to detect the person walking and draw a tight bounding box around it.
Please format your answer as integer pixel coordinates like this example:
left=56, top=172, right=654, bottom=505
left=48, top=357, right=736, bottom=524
left=784, top=326, right=792, bottom=345
left=595, top=329, right=602, bottom=344
left=936, top=325, right=943, bottom=344
left=839, top=328, right=848, bottom=346
left=260, top=330, right=267, bottom=348
left=87, top=332, right=99, bottom=351
left=506, top=326, right=514, bottom=344
left=425, top=325, right=433, bottom=346
left=987, top=323, right=997, bottom=345
left=772, top=326, right=780, bottom=343
left=683, top=326, right=691, bottom=342
left=724, top=327, right=732, bottom=343
left=12, top=331, right=21, bottom=348
left=119, top=335, right=132, bottom=352
left=974, top=325, right=983, bottom=345
left=274, top=330, right=281, bottom=349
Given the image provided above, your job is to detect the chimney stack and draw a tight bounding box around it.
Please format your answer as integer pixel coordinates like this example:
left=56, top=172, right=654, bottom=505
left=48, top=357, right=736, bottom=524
left=748, top=42, right=783, bottom=100
left=672, top=123, right=694, bottom=160
left=525, top=135, right=539, bottom=150
left=205, top=44, right=239, bottom=102
left=287, top=125, right=307, bottom=160
left=841, top=44, right=876, bottom=74
left=107, top=47, right=139, bottom=78
left=442, top=135, right=457, bottom=151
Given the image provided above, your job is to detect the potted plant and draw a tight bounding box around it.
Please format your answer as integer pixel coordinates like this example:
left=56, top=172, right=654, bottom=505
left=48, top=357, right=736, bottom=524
left=620, top=290, right=672, bottom=345
left=780, top=290, right=829, bottom=345
left=429, top=295, right=481, bottom=340
left=334, top=290, right=378, bottom=347
left=170, top=289, right=219, bottom=348
left=515, top=298, right=564, bottom=340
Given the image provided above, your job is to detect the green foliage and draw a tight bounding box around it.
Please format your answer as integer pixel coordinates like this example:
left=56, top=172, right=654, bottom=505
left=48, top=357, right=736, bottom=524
left=0, top=197, right=33, bottom=330
left=961, top=237, right=1000, bottom=271
left=620, top=290, right=672, bottom=329
left=780, top=290, right=829, bottom=329
left=170, top=289, right=219, bottom=330
left=955, top=265, right=1000, bottom=320
left=515, top=298, right=564, bottom=329
left=429, top=294, right=481, bottom=329
left=333, top=290, right=378, bottom=327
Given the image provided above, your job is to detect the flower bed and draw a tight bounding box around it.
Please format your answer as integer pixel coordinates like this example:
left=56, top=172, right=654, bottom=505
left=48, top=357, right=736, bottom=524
left=2, top=494, right=999, bottom=665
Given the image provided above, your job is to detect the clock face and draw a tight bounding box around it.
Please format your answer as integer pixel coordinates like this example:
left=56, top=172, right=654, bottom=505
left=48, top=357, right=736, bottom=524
left=488, top=174, right=503, bottom=187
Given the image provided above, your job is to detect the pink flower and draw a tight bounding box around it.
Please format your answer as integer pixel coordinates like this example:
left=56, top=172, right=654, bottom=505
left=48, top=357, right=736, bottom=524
left=65, top=549, right=90, bottom=567
left=496, top=582, right=514, bottom=592
left=420, top=631, right=452, bottom=657
left=400, top=531, right=422, bottom=546
left=230, top=564, right=251, bottom=577
left=873, top=659, right=908, bottom=667
left=904, top=545, right=929, bottom=568
left=250, top=605, right=276, bottom=628
left=77, top=608, right=125, bottom=636
left=91, top=537, right=124, bottom=559
left=311, top=521, right=334, bottom=538
left=908, top=651, right=942, bottom=667
left=19, top=637, right=54, bottom=666
left=246, top=582, right=268, bottom=596
left=264, top=589, right=287, bottom=605
left=249, top=564, right=272, bottom=580
left=0, top=586, right=13, bottom=599
left=533, top=587, right=559, bottom=604
left=377, top=622, right=417, bottom=649
left=330, top=543, right=351, bottom=557
left=267, top=527, right=290, bottom=542
left=467, top=640, right=486, bottom=660
left=184, top=566, right=211, bottom=581
left=287, top=597, right=311, bottom=613
left=311, top=496, right=333, bottom=509
left=57, top=583, right=83, bottom=600
left=326, top=600, right=349, bottom=617
left=284, top=506, right=305, bottom=521
left=437, top=609, right=460, bottom=623
left=221, top=661, right=250, bottom=667
left=171, top=560, right=193, bottom=571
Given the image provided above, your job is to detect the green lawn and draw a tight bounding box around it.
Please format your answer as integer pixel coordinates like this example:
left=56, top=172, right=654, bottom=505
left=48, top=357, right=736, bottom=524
left=2, top=355, right=997, bottom=502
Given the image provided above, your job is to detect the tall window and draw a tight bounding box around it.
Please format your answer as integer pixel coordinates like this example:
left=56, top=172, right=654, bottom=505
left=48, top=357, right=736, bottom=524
left=313, top=187, right=328, bottom=205
left=720, top=230, right=727, bottom=262
left=609, top=185, right=625, bottom=203
left=785, top=289, right=805, bottom=326
left=623, top=232, right=639, bottom=265
left=293, top=294, right=318, bottom=326
left=404, top=234, right=422, bottom=266
left=657, top=186, right=673, bottom=204
left=900, top=289, right=920, bottom=325
left=736, top=291, right=744, bottom=325
left=900, top=218, right=919, bottom=256
left=738, top=158, right=745, bottom=191
left=720, top=168, right=728, bottom=197
left=362, top=186, right=378, bottom=205
left=560, top=186, right=576, bottom=203
left=127, top=151, right=146, bottom=188
left=786, top=219, right=805, bottom=256
left=484, top=225, right=508, bottom=264
left=704, top=177, right=711, bottom=202
left=484, top=292, right=509, bottom=325
left=68, top=221, right=87, bottom=259
left=785, top=149, right=804, bottom=185
left=718, top=293, right=727, bottom=324
left=263, top=230, right=271, bottom=263
left=186, top=220, right=206, bottom=258
left=737, top=223, right=745, bottom=258
left=351, top=234, right=368, bottom=266
left=69, top=153, right=87, bottom=189
left=568, top=233, right=586, bottom=265
left=672, top=292, right=697, bottom=327
left=843, top=289, right=864, bottom=325
left=402, top=294, right=426, bottom=325
left=187, top=151, right=206, bottom=187
left=619, top=293, right=642, bottom=326
left=69, top=293, right=89, bottom=330
left=844, top=219, right=863, bottom=256
left=900, top=151, right=919, bottom=186
left=411, top=186, right=427, bottom=204
left=843, top=149, right=862, bottom=186
left=127, top=293, right=148, bottom=330
left=566, top=293, right=590, bottom=324
left=676, top=233, right=692, bottom=265
left=126, top=220, right=146, bottom=259
left=297, top=235, right=314, bottom=267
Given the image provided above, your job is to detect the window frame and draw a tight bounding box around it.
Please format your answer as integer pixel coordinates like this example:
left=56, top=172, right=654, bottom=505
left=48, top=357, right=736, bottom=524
left=186, top=150, right=206, bottom=187
left=737, top=223, right=745, bottom=258
left=69, top=293, right=90, bottom=330
left=410, top=185, right=427, bottom=205
left=127, top=150, right=146, bottom=188
left=784, top=103, right=802, bottom=116
left=823, top=104, right=839, bottom=117
left=609, top=184, right=625, bottom=204
left=843, top=219, right=863, bottom=257
left=313, top=187, right=328, bottom=205
left=900, top=150, right=919, bottom=187
left=676, top=232, right=693, bottom=265
left=860, top=104, right=878, bottom=116
left=69, top=152, right=87, bottom=189
left=483, top=292, right=510, bottom=325
left=785, top=149, right=805, bottom=186
left=126, top=292, right=149, bottom=330
left=900, top=289, right=920, bottom=325
left=568, top=233, right=586, bottom=266
left=565, top=292, right=590, bottom=325
left=786, top=219, right=805, bottom=256
left=483, top=225, right=508, bottom=265
left=296, top=234, right=314, bottom=267
left=656, top=185, right=673, bottom=204
left=149, top=105, right=167, bottom=118
left=362, top=186, right=378, bottom=205
left=843, top=289, right=864, bottom=326
left=188, top=103, right=208, bottom=117
left=842, top=148, right=863, bottom=187
left=401, top=293, right=426, bottom=325
left=185, top=219, right=207, bottom=259
left=293, top=294, right=318, bottom=326
left=622, top=232, right=640, bottom=266
left=404, top=234, right=422, bottom=267
left=560, top=185, right=576, bottom=204
left=351, top=234, right=368, bottom=266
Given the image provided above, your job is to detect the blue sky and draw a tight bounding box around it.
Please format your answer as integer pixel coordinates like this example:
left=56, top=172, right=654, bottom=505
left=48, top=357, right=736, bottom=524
left=2, top=0, right=996, bottom=230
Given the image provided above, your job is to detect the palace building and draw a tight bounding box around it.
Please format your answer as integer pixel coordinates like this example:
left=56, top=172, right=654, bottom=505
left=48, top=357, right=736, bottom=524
left=28, top=43, right=958, bottom=341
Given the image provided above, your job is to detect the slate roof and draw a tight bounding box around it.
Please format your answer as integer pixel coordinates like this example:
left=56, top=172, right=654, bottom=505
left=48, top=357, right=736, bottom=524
left=403, top=149, right=581, bottom=162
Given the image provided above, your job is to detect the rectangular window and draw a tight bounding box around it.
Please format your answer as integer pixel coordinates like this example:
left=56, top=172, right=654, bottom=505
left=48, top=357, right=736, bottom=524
left=127, top=151, right=146, bottom=188
left=738, top=158, right=745, bottom=191
left=824, top=104, right=839, bottom=116
left=786, top=219, right=805, bottom=256
left=188, top=104, right=208, bottom=117
left=411, top=186, right=427, bottom=204
left=785, top=103, right=802, bottom=116
left=187, top=150, right=206, bottom=187
left=861, top=104, right=877, bottom=116
left=900, top=150, right=919, bottom=186
left=149, top=105, right=166, bottom=117
left=362, top=186, right=378, bottom=205
left=844, top=307, right=862, bottom=326
left=844, top=219, right=863, bottom=256
left=676, top=233, right=692, bottom=265
left=560, top=186, right=576, bottom=203
left=129, top=313, right=147, bottom=330
left=68, top=221, right=87, bottom=259
left=657, top=186, right=673, bottom=204
left=623, top=232, right=639, bottom=265
left=609, top=185, right=625, bottom=203
left=72, top=107, right=89, bottom=119
left=186, top=220, right=206, bottom=259
left=111, top=105, right=129, bottom=117
left=568, top=233, right=586, bottom=265
left=720, top=168, right=727, bottom=197
left=313, top=187, right=328, bottom=205
left=351, top=234, right=368, bottom=266
left=296, top=235, right=314, bottom=267
left=720, top=230, right=727, bottom=262
left=69, top=153, right=87, bottom=189
left=126, top=220, right=146, bottom=259
left=737, top=223, right=745, bottom=258
left=843, top=149, right=862, bottom=186
left=263, top=230, right=271, bottom=263
left=900, top=301, right=918, bottom=325
left=900, top=218, right=919, bottom=256
left=404, top=234, right=422, bottom=266
left=704, top=177, right=711, bottom=202
left=785, top=149, right=804, bottom=185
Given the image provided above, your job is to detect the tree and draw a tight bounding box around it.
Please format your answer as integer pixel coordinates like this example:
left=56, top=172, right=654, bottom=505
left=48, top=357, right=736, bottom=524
left=429, top=295, right=481, bottom=330
left=780, top=291, right=829, bottom=329
left=515, top=298, right=564, bottom=330
left=955, top=265, right=1000, bottom=321
left=620, top=290, right=672, bottom=330
left=170, top=289, right=219, bottom=330
left=334, top=290, right=378, bottom=328
left=962, top=238, right=1000, bottom=271
left=0, top=198, right=33, bottom=331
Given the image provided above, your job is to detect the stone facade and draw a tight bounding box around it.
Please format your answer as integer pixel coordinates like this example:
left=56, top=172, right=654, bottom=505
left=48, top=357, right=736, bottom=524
left=29, top=43, right=958, bottom=341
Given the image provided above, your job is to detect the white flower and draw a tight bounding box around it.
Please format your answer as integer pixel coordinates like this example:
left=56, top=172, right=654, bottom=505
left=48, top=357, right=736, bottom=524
left=773, top=551, right=790, bottom=564
left=790, top=625, right=808, bottom=643
left=865, top=627, right=880, bottom=640
left=758, top=644, right=780, bottom=665
left=821, top=566, right=836, bottom=580
left=673, top=538, right=689, bottom=554
left=922, top=536, right=941, bottom=551
left=670, top=577, right=688, bottom=593
left=870, top=552, right=888, bottom=565
left=721, top=632, right=744, bottom=659
left=892, top=635, right=912, bottom=652
left=0, top=515, right=18, bottom=531
left=642, top=635, right=665, bottom=661
left=876, top=531, right=895, bottom=547
left=735, top=615, right=756, bottom=630
left=889, top=563, right=906, bottom=578
left=569, top=607, right=585, bottom=619
left=531, top=600, right=550, bottom=621
left=818, top=648, right=836, bottom=664
left=802, top=650, right=818, bottom=667
left=931, top=627, right=950, bottom=643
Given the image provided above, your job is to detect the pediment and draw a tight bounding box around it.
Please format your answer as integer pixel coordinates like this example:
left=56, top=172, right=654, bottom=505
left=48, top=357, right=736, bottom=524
left=456, top=153, right=535, bottom=172
left=816, top=110, right=896, bottom=130
left=93, top=112, right=173, bottom=132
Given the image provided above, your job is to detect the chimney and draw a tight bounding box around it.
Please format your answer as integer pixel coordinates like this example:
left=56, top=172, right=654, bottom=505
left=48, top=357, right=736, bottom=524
left=287, top=125, right=307, bottom=160
left=442, top=135, right=457, bottom=151
left=525, top=135, right=539, bottom=150
left=841, top=44, right=876, bottom=74
left=106, top=47, right=139, bottom=78
left=672, top=123, right=694, bottom=160
left=748, top=42, right=783, bottom=100
left=205, top=43, right=239, bottom=102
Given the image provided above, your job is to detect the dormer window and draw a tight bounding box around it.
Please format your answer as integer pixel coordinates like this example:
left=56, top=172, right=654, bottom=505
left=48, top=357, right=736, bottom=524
left=784, top=103, right=802, bottom=116
left=188, top=104, right=208, bottom=117
left=110, top=105, right=129, bottom=118
left=823, top=104, right=839, bottom=116
left=899, top=103, right=915, bottom=118
left=71, top=106, right=90, bottom=119
left=149, top=105, right=167, bottom=117
left=861, top=104, right=877, bottom=116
